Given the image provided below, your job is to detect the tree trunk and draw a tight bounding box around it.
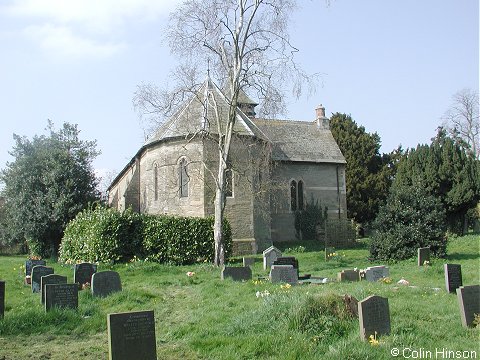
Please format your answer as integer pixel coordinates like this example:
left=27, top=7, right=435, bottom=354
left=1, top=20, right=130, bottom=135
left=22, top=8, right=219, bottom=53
left=214, top=155, right=227, bottom=266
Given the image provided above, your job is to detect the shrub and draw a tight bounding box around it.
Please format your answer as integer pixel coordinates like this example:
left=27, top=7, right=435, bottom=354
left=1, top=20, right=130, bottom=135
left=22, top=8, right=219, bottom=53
left=294, top=196, right=328, bottom=240
left=59, top=206, right=232, bottom=265
left=370, top=183, right=447, bottom=261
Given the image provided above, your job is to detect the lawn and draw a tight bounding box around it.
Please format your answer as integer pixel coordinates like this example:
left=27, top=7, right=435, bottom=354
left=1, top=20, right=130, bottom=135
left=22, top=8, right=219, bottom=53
left=0, top=235, right=479, bottom=359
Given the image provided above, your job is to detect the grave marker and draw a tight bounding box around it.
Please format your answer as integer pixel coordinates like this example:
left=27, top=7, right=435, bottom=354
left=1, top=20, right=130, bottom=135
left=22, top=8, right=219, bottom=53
left=417, top=247, right=430, bottom=266
left=273, top=257, right=299, bottom=275
left=243, top=257, right=255, bottom=267
left=91, top=271, right=122, bottom=297
left=456, top=285, right=480, bottom=327
left=364, top=266, right=389, bottom=282
left=31, top=265, right=54, bottom=293
left=25, top=259, right=46, bottom=277
left=444, top=264, right=462, bottom=293
left=44, top=283, right=78, bottom=311
left=358, top=295, right=391, bottom=340
left=221, top=266, right=252, bottom=281
left=269, top=265, right=298, bottom=285
left=0, top=280, right=4, bottom=319
left=107, top=310, right=157, bottom=360
left=338, top=269, right=361, bottom=282
left=74, top=262, right=97, bottom=289
left=40, top=274, right=67, bottom=304
left=263, top=246, right=282, bottom=270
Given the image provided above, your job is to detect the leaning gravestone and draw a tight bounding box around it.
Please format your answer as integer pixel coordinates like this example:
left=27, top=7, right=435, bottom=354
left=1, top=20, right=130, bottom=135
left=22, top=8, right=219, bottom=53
left=325, top=247, right=336, bottom=261
left=456, top=285, right=480, bottom=327
left=444, top=264, right=463, bottom=293
left=273, top=257, right=299, bottom=275
left=338, top=269, right=360, bottom=282
left=417, top=247, right=430, bottom=266
left=74, top=262, right=97, bottom=289
left=44, top=283, right=78, bottom=311
left=358, top=295, right=391, bottom=340
left=243, top=257, right=255, bottom=267
left=269, top=265, right=298, bottom=285
left=0, top=280, right=5, bottom=319
left=221, top=266, right=252, bottom=281
left=25, top=259, right=46, bottom=277
left=31, top=265, right=54, bottom=293
left=41, top=274, right=67, bottom=304
left=364, top=266, right=389, bottom=282
left=263, top=246, right=282, bottom=270
left=108, top=310, right=157, bottom=360
left=91, top=271, right=122, bottom=297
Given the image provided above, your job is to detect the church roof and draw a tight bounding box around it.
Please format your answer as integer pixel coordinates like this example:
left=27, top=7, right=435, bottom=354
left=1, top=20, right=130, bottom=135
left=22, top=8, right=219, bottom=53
left=252, top=119, right=346, bottom=164
left=144, top=78, right=267, bottom=146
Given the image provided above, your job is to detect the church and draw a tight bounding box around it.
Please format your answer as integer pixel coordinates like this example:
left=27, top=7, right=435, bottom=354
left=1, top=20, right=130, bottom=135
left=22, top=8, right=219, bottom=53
left=107, top=78, right=347, bottom=254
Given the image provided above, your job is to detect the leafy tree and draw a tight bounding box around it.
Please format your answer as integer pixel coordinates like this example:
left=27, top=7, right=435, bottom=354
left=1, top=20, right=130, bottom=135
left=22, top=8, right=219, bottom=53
left=0, top=121, right=100, bottom=257
left=394, top=128, right=480, bottom=234
left=329, top=113, right=398, bottom=225
left=370, top=183, right=447, bottom=261
left=294, top=195, right=328, bottom=240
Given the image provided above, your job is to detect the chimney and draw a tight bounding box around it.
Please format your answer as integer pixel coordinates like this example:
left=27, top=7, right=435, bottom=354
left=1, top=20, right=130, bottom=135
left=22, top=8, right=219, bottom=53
left=315, top=104, right=329, bottom=129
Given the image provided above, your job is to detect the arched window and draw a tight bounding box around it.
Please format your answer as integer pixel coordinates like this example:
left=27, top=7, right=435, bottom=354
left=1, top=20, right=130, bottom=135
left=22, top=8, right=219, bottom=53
left=179, top=158, right=189, bottom=198
left=154, top=163, right=158, bottom=201
left=298, top=180, right=304, bottom=210
left=290, top=180, right=297, bottom=211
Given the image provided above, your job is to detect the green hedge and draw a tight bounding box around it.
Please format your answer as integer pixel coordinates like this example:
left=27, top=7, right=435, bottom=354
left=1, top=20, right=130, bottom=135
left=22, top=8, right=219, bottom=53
left=59, top=206, right=232, bottom=265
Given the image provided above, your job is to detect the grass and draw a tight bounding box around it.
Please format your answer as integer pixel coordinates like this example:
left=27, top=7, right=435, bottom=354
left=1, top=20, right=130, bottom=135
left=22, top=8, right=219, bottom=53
left=0, top=234, right=479, bottom=359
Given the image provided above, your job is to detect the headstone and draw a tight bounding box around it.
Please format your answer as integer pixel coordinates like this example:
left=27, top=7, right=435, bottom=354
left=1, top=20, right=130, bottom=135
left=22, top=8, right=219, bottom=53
left=273, top=257, right=299, bottom=275
left=269, top=265, right=298, bottom=285
left=338, top=269, right=361, bottom=282
left=456, top=285, right=480, bottom=327
left=25, top=259, right=46, bottom=277
left=417, top=247, right=430, bottom=266
left=444, top=264, right=462, bottom=293
left=107, top=310, right=157, bottom=360
left=31, top=265, right=54, bottom=293
left=221, top=266, right=252, bottom=281
left=0, top=280, right=5, bottom=319
left=263, top=246, right=282, bottom=270
left=325, top=247, right=336, bottom=261
left=243, top=257, right=255, bottom=267
left=364, top=266, right=389, bottom=282
left=44, top=283, right=78, bottom=311
left=91, top=271, right=122, bottom=297
left=358, top=295, right=391, bottom=340
left=74, top=262, right=97, bottom=289
left=41, top=274, right=67, bottom=304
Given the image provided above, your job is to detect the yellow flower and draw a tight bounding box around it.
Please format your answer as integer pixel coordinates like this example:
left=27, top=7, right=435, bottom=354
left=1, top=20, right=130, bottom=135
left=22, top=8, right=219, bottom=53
left=368, top=333, right=379, bottom=346
left=280, top=283, right=292, bottom=289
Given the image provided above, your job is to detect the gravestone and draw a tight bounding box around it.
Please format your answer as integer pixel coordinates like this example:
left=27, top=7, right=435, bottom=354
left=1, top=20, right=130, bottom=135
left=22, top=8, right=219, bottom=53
left=41, top=274, right=67, bottom=304
left=364, top=266, right=389, bottom=282
left=444, top=264, right=463, bottom=293
left=243, top=257, right=255, bottom=267
left=417, top=247, right=430, bottom=266
left=44, top=283, right=78, bottom=311
left=74, top=262, right=97, bottom=289
left=221, top=266, right=252, bottom=281
left=263, top=246, right=282, bottom=270
left=31, top=265, right=54, bottom=293
left=0, top=280, right=4, bottom=319
left=325, top=247, right=336, bottom=261
left=456, top=285, right=480, bottom=327
left=25, top=259, right=46, bottom=277
left=91, top=271, right=122, bottom=297
left=269, top=265, right=298, bottom=285
left=273, top=257, right=299, bottom=276
left=358, top=295, right=391, bottom=340
left=108, top=310, right=157, bottom=360
left=338, top=269, right=361, bottom=282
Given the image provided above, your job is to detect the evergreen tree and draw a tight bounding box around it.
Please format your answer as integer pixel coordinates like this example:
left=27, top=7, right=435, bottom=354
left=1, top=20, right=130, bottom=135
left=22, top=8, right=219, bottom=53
left=0, top=121, right=100, bottom=256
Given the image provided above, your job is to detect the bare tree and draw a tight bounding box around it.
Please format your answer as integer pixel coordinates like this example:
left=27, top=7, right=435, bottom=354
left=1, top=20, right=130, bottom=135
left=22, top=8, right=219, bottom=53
left=134, top=0, right=316, bottom=266
left=443, top=88, right=480, bottom=159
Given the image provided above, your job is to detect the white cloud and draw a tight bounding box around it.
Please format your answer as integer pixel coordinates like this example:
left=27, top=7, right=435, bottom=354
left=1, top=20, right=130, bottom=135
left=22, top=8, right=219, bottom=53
left=24, top=24, right=126, bottom=60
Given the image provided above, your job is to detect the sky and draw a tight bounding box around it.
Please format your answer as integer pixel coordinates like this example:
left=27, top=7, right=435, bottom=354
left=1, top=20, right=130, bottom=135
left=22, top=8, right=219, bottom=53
left=0, top=0, right=478, bottom=192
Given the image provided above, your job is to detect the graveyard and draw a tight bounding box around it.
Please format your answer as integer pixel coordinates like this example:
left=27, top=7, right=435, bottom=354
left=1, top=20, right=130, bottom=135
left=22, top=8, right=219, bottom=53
left=0, top=234, right=478, bottom=359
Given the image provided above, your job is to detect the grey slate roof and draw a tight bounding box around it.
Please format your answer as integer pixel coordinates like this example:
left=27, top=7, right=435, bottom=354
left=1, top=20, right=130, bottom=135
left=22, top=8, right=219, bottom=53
left=252, top=118, right=346, bottom=164
left=144, top=78, right=267, bottom=146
